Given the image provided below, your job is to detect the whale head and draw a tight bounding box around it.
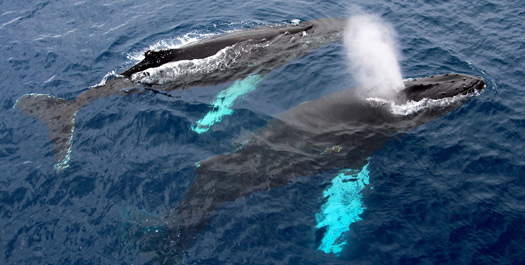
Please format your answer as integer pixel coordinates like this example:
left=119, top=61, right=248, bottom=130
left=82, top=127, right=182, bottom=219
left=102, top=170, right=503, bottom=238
left=401, top=73, right=485, bottom=102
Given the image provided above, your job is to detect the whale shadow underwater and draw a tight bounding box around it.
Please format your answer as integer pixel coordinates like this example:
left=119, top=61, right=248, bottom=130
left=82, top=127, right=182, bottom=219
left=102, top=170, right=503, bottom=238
left=125, top=73, right=485, bottom=264
left=14, top=17, right=345, bottom=170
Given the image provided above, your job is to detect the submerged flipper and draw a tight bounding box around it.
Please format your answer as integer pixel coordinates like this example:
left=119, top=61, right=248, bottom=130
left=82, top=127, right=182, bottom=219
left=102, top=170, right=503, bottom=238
left=15, top=94, right=79, bottom=171
left=315, top=161, right=371, bottom=255
left=191, top=74, right=263, bottom=134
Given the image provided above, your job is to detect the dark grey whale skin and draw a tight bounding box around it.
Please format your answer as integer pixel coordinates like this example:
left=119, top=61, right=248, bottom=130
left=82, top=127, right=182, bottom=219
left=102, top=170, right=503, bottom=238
left=130, top=73, right=484, bottom=264
left=120, top=20, right=315, bottom=77
left=14, top=18, right=345, bottom=169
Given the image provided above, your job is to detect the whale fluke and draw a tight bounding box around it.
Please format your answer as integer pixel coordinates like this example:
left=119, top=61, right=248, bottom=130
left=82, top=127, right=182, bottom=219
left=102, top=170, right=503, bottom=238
left=15, top=93, right=79, bottom=171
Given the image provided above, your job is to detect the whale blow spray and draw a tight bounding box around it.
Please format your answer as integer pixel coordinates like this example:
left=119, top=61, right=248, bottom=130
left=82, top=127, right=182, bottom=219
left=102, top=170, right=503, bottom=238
left=344, top=15, right=404, bottom=99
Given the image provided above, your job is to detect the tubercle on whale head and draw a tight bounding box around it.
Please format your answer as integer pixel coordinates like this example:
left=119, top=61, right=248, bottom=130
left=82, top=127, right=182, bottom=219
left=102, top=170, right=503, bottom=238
left=398, top=73, right=485, bottom=103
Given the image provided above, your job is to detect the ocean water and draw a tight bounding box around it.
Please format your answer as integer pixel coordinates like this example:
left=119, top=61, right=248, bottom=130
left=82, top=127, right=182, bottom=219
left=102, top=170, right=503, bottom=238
left=1, top=0, right=524, bottom=264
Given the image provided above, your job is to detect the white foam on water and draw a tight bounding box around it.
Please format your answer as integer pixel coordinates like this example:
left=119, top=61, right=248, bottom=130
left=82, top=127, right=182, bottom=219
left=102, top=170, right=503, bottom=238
left=92, top=70, right=120, bottom=87
left=366, top=91, right=479, bottom=116
left=126, top=31, right=219, bottom=62
left=92, top=32, right=220, bottom=87
left=291, top=19, right=301, bottom=25
left=130, top=44, right=257, bottom=85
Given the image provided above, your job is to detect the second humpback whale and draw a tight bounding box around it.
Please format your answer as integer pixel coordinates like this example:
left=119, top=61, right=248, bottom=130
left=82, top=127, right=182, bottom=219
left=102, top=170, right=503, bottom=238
left=14, top=18, right=345, bottom=170
left=126, top=73, right=485, bottom=263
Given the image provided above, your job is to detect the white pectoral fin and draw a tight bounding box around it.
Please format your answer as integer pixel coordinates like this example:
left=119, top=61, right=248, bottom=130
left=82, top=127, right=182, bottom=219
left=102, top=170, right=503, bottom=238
left=315, top=160, right=371, bottom=255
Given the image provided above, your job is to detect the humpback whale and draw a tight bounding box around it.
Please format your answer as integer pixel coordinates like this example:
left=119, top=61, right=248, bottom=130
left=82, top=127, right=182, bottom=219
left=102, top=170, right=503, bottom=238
left=14, top=18, right=345, bottom=170
left=127, top=73, right=485, bottom=263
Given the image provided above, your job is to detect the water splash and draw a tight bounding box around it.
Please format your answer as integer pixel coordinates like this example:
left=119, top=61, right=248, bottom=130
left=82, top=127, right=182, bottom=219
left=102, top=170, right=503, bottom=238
left=126, top=32, right=218, bottom=62
left=191, top=74, right=263, bottom=134
left=366, top=91, right=479, bottom=116
left=316, top=161, right=371, bottom=255
left=92, top=70, right=120, bottom=87
left=344, top=15, right=404, bottom=99
left=130, top=45, right=252, bottom=85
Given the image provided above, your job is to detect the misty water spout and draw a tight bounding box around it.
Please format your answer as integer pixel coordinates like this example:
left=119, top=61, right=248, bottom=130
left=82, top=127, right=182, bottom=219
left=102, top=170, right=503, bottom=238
left=344, top=15, right=404, bottom=99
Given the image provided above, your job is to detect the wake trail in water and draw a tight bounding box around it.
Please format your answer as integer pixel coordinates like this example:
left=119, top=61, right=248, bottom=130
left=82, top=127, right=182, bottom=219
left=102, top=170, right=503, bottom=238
left=344, top=15, right=404, bottom=100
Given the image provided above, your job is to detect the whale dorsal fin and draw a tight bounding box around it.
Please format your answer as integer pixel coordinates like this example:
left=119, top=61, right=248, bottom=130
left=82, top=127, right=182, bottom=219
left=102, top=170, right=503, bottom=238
left=144, top=49, right=180, bottom=62
left=120, top=48, right=181, bottom=77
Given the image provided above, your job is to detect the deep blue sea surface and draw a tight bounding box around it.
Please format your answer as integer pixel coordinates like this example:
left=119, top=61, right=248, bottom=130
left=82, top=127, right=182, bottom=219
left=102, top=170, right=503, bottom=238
left=1, top=0, right=524, bottom=264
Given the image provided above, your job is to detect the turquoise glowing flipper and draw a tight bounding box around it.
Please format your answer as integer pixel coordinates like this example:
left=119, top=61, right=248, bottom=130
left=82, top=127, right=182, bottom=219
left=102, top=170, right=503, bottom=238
left=316, top=161, right=371, bottom=255
left=191, top=74, right=263, bottom=134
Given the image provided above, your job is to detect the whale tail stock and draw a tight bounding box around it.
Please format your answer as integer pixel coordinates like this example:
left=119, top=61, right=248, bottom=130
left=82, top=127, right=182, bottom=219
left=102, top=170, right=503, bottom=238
left=15, top=93, right=79, bottom=171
